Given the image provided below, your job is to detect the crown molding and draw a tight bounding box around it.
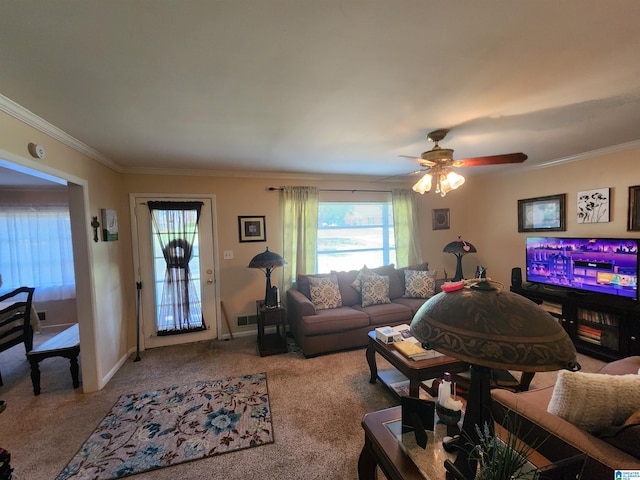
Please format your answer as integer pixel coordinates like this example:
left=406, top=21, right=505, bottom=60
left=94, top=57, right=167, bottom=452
left=530, top=139, right=640, bottom=170
left=0, top=94, right=123, bottom=172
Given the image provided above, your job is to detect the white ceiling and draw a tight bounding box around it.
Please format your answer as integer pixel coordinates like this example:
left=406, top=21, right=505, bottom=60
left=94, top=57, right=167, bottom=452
left=1, top=1, right=640, bottom=184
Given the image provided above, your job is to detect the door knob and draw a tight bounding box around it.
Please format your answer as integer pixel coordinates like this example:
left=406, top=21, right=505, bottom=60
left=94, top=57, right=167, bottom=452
left=207, top=278, right=213, bottom=284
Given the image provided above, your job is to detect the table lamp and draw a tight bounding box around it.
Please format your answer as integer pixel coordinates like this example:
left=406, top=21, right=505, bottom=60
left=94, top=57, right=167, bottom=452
left=410, top=281, right=580, bottom=480
left=443, top=236, right=477, bottom=282
left=248, top=247, right=287, bottom=308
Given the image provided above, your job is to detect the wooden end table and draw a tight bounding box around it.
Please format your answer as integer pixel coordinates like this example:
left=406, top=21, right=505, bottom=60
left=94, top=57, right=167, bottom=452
left=366, top=331, right=468, bottom=398
left=256, top=301, right=287, bottom=356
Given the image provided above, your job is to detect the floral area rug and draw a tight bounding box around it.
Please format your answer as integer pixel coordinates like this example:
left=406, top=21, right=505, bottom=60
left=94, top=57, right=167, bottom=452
left=57, top=373, right=273, bottom=480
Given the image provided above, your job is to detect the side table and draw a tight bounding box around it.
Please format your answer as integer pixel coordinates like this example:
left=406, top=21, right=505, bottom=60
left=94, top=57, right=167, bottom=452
left=256, top=301, right=287, bottom=356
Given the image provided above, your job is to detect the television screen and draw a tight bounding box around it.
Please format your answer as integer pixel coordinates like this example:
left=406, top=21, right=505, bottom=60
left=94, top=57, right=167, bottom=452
left=525, top=237, right=639, bottom=300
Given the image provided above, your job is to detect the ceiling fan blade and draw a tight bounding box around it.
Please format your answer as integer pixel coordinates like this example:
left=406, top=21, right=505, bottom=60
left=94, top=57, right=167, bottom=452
left=454, top=153, right=527, bottom=167
left=376, top=168, right=427, bottom=183
left=398, top=155, right=437, bottom=167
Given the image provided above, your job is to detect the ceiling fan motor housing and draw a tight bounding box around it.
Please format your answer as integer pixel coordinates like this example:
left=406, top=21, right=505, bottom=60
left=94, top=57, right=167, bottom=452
left=420, top=148, right=454, bottom=166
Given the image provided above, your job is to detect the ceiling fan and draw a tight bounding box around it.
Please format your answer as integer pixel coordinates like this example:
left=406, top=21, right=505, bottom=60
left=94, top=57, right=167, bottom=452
left=402, top=129, right=527, bottom=196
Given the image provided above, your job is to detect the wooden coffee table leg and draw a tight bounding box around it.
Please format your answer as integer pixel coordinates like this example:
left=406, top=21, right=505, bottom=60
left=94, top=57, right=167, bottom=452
left=358, top=435, right=378, bottom=480
left=366, top=344, right=378, bottom=384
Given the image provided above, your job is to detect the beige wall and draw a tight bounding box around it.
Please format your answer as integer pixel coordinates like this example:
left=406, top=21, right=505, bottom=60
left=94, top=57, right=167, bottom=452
left=3, top=104, right=640, bottom=392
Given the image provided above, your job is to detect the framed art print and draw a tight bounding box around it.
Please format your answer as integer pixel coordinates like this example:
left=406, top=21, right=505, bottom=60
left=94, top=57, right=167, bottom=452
left=517, top=194, right=566, bottom=232
left=238, top=216, right=266, bottom=242
left=101, top=208, right=119, bottom=241
left=432, top=208, right=450, bottom=230
left=577, top=188, right=610, bottom=224
left=629, top=185, right=640, bottom=231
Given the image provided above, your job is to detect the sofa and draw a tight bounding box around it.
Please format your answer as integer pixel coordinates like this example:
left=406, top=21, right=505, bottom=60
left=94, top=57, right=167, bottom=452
left=287, top=263, right=441, bottom=356
left=491, top=356, right=640, bottom=479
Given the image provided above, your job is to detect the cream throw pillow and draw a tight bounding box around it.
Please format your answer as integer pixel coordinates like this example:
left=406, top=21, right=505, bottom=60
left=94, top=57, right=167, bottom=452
left=403, top=269, right=437, bottom=298
left=361, top=275, right=391, bottom=307
left=309, top=275, right=343, bottom=310
left=547, top=370, right=640, bottom=433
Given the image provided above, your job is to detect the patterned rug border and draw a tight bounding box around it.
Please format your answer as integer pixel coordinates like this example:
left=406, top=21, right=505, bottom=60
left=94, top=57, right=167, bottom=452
left=57, top=373, right=274, bottom=480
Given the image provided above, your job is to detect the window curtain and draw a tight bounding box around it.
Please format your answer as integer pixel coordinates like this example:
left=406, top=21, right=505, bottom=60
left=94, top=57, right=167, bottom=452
left=281, top=186, right=319, bottom=292
left=147, top=201, right=205, bottom=334
left=0, top=205, right=75, bottom=302
left=391, top=189, right=423, bottom=267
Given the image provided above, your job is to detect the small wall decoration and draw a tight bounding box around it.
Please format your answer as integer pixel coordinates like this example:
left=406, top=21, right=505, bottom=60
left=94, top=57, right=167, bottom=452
left=577, top=187, right=610, bottom=224
left=628, top=185, right=640, bottom=231
left=238, top=216, right=266, bottom=242
left=431, top=208, right=450, bottom=230
left=101, top=209, right=119, bottom=241
left=517, top=194, right=566, bottom=232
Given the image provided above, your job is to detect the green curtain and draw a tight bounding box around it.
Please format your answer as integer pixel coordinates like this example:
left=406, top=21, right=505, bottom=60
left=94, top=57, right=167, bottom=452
left=392, top=189, right=423, bottom=267
left=281, top=186, right=319, bottom=291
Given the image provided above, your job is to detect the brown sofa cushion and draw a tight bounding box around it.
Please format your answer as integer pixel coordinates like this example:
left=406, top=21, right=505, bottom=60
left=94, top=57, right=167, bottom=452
left=353, top=301, right=412, bottom=326
left=599, top=409, right=640, bottom=459
left=596, top=355, right=640, bottom=375
left=332, top=269, right=360, bottom=306
left=300, top=306, right=369, bottom=336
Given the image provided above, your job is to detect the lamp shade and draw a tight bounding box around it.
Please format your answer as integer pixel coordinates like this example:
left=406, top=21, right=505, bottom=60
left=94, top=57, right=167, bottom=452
left=443, top=236, right=477, bottom=255
left=248, top=247, right=286, bottom=270
left=410, top=287, right=579, bottom=372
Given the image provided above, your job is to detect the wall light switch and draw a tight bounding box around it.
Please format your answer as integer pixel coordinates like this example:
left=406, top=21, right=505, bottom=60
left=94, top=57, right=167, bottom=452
left=223, top=250, right=233, bottom=260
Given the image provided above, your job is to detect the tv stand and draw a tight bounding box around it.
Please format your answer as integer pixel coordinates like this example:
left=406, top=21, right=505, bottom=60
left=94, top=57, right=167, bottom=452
left=511, top=284, right=640, bottom=362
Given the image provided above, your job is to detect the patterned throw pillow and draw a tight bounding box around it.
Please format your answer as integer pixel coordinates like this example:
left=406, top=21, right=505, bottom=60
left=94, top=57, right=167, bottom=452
left=351, top=266, right=374, bottom=293
left=403, top=269, right=437, bottom=298
left=309, top=275, right=343, bottom=310
left=361, top=275, right=391, bottom=307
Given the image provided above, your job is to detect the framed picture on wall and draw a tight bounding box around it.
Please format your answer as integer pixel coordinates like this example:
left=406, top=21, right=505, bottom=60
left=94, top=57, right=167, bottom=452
left=628, top=186, right=640, bottom=231
left=238, top=216, right=266, bottom=242
left=431, top=208, right=450, bottom=230
left=577, top=187, right=610, bottom=224
left=517, top=194, right=566, bottom=232
left=101, top=209, right=119, bottom=241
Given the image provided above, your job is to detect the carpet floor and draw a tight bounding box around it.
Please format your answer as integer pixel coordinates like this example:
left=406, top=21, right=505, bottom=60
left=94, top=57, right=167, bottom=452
left=0, top=327, right=604, bottom=480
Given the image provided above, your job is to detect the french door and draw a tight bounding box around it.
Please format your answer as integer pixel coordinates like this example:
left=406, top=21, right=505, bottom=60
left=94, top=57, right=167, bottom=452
left=132, top=195, right=218, bottom=349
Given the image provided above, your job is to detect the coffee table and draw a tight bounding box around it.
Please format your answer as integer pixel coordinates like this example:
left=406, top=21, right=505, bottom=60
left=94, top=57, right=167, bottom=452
left=366, top=331, right=468, bottom=398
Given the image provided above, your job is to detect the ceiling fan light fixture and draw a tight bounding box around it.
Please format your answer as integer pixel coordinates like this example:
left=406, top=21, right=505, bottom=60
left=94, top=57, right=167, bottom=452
left=412, top=171, right=433, bottom=194
left=413, top=167, right=465, bottom=197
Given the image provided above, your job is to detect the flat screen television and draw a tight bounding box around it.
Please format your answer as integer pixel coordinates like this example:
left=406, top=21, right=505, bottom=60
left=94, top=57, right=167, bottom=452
left=525, top=237, right=639, bottom=300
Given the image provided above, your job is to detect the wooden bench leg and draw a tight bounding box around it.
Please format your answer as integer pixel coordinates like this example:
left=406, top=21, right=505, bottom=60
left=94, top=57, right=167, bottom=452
left=70, top=349, right=80, bottom=389
left=29, top=359, right=42, bottom=396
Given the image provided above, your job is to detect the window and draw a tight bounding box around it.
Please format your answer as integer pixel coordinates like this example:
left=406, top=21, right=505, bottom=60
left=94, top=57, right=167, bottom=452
left=0, top=205, right=75, bottom=302
left=317, top=202, right=395, bottom=273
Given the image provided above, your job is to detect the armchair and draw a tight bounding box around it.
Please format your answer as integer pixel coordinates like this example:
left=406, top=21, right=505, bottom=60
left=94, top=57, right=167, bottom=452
left=0, top=286, right=36, bottom=385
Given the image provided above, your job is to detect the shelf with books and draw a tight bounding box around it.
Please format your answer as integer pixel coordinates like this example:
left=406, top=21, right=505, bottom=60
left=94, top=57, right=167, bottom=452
left=511, top=284, right=640, bottom=361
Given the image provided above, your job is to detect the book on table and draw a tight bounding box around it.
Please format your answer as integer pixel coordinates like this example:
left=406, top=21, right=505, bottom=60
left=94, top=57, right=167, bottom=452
left=392, top=324, right=444, bottom=361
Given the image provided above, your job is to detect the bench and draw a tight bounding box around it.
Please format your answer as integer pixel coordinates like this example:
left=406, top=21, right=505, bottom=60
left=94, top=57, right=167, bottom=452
left=27, top=324, right=80, bottom=395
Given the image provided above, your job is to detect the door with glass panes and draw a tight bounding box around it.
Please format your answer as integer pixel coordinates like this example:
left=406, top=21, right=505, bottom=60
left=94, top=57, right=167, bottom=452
left=133, top=196, right=217, bottom=348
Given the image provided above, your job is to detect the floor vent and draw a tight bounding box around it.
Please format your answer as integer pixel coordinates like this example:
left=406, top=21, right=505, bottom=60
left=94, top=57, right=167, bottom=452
left=237, top=314, right=258, bottom=326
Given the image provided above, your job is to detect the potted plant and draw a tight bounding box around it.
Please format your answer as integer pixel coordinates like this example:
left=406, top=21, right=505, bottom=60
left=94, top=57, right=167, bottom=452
left=470, top=422, right=542, bottom=480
